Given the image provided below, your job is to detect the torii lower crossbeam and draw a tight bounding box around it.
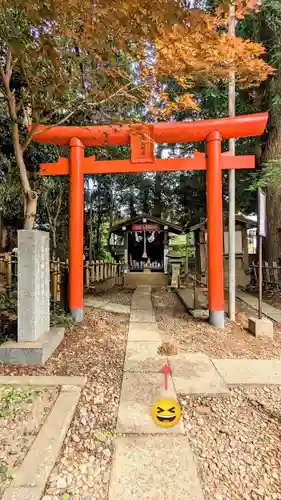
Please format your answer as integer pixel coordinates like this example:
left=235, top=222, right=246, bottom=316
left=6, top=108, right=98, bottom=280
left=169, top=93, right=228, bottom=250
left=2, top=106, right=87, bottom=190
left=31, top=112, right=268, bottom=327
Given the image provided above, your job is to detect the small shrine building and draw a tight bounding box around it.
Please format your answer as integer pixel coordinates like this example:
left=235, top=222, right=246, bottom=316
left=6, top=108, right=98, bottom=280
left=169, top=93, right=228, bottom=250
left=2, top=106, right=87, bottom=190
left=109, top=214, right=183, bottom=287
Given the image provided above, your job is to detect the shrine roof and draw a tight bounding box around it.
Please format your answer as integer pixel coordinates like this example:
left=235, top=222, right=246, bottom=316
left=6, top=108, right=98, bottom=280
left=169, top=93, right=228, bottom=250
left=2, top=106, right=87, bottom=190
left=109, top=214, right=183, bottom=235
left=186, top=213, right=257, bottom=233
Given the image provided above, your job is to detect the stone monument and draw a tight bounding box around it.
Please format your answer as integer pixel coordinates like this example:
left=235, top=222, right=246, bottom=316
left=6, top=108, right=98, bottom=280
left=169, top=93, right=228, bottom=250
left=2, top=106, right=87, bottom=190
left=0, top=230, right=64, bottom=364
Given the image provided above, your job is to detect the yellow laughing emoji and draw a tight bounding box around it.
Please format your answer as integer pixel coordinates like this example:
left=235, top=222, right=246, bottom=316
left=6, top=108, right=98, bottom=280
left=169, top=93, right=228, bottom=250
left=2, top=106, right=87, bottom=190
left=151, top=398, right=181, bottom=428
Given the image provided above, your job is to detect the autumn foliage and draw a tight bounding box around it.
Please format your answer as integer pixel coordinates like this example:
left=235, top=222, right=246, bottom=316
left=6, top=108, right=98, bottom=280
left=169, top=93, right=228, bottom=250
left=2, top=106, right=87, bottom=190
left=0, top=0, right=274, bottom=226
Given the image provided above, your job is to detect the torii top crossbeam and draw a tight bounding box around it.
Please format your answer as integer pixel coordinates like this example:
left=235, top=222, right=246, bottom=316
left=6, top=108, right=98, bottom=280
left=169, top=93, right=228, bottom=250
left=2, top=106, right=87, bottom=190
left=32, top=112, right=268, bottom=146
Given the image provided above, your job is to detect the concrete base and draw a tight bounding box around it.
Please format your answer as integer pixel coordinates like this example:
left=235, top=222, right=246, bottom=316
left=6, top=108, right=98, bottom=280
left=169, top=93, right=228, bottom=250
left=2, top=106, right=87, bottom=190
left=248, top=316, right=274, bottom=339
left=209, top=310, right=224, bottom=329
left=0, top=327, right=64, bottom=365
left=124, top=272, right=168, bottom=288
left=70, top=307, right=83, bottom=322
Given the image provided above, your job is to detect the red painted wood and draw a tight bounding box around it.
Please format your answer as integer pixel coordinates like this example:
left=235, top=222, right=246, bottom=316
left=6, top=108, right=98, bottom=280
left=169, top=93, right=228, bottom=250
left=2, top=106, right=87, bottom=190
left=40, top=152, right=255, bottom=176
left=206, top=131, right=224, bottom=316
left=30, top=113, right=268, bottom=146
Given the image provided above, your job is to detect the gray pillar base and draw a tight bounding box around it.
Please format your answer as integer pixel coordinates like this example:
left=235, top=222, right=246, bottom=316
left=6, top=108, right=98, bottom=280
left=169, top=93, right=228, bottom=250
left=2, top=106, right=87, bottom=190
left=209, top=310, right=224, bottom=328
left=0, top=327, right=64, bottom=365
left=70, top=308, right=84, bottom=322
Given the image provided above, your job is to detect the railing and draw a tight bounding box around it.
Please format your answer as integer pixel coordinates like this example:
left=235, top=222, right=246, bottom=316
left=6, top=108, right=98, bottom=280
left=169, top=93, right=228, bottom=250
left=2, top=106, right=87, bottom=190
left=0, top=252, right=124, bottom=309
left=249, top=261, right=281, bottom=291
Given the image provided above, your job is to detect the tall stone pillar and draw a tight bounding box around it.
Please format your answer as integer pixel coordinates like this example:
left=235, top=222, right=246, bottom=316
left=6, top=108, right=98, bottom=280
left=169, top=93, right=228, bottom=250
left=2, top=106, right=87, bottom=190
left=18, top=230, right=50, bottom=341
left=0, top=230, right=64, bottom=364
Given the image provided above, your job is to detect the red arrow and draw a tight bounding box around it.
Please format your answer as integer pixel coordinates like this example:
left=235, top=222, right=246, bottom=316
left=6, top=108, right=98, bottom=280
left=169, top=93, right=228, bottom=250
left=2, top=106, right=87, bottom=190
left=161, top=363, right=172, bottom=390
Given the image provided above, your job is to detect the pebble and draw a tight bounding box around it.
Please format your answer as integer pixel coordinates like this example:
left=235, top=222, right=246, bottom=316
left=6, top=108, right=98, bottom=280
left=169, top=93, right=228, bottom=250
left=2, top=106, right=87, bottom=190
left=180, top=386, right=281, bottom=498
left=56, top=477, right=67, bottom=489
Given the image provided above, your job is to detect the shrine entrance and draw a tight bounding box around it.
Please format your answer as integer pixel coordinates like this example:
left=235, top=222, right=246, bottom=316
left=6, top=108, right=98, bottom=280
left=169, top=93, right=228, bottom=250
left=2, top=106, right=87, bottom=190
left=108, top=214, right=183, bottom=287
left=31, top=112, right=268, bottom=328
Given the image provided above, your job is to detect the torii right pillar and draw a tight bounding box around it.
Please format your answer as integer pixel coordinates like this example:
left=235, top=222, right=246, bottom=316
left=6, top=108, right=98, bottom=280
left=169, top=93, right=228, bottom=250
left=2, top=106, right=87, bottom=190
left=206, top=131, right=224, bottom=328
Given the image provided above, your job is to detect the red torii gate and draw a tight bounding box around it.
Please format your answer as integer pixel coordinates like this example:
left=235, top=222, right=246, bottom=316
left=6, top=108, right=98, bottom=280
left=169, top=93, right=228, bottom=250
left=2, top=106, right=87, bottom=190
left=31, top=112, right=268, bottom=328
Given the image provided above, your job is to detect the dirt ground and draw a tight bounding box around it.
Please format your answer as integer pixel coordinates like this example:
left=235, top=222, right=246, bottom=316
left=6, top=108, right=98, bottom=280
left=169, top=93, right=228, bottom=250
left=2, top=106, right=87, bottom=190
left=2, top=285, right=281, bottom=499
left=87, top=286, right=134, bottom=305
left=0, top=304, right=129, bottom=500
left=152, top=287, right=281, bottom=359
left=0, top=386, right=58, bottom=497
left=180, top=387, right=281, bottom=500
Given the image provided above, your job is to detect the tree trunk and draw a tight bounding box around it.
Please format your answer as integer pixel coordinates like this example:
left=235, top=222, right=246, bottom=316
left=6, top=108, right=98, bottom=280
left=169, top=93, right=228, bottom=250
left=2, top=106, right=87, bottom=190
left=152, top=172, right=162, bottom=218
left=129, top=187, right=137, bottom=218
left=4, top=76, right=38, bottom=229
left=263, top=74, right=281, bottom=264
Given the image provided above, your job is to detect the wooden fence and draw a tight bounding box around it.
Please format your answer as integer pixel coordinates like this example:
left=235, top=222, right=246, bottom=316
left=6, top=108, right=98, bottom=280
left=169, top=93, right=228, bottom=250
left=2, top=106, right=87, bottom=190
left=249, top=261, right=281, bottom=291
left=0, top=252, right=124, bottom=308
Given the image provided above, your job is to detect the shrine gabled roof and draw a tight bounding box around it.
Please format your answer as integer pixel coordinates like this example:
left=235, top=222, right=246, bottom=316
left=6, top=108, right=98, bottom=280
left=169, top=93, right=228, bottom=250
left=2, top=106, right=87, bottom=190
left=186, top=213, right=257, bottom=233
left=109, top=214, right=183, bottom=236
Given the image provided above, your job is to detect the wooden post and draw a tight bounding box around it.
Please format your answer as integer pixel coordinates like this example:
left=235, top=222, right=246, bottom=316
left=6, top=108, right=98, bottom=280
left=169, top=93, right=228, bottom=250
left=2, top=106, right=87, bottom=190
left=91, top=261, right=95, bottom=283
left=242, top=226, right=249, bottom=272
left=124, top=228, right=128, bottom=274
left=69, top=137, right=84, bottom=322
left=164, top=227, right=169, bottom=274
left=100, top=260, right=104, bottom=281
left=85, top=260, right=90, bottom=288
left=199, top=229, right=206, bottom=275
left=53, top=257, right=59, bottom=306
left=57, top=257, right=61, bottom=303
left=5, top=252, right=12, bottom=298
left=273, top=261, right=279, bottom=286
left=206, top=131, right=224, bottom=328
left=96, top=260, right=100, bottom=282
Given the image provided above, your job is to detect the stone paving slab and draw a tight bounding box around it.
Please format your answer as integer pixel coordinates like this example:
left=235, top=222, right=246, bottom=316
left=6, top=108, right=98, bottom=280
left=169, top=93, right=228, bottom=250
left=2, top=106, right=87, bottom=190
left=116, top=372, right=184, bottom=434
left=176, top=288, right=208, bottom=318
left=237, top=290, right=281, bottom=324
left=128, top=322, right=162, bottom=342
left=131, top=299, right=153, bottom=311
left=108, top=435, right=203, bottom=500
left=124, top=342, right=166, bottom=372
left=0, top=376, right=87, bottom=386
left=130, top=309, right=156, bottom=323
left=169, top=353, right=229, bottom=395
left=2, top=387, right=82, bottom=500
left=213, top=358, right=281, bottom=385
left=133, top=285, right=152, bottom=294
left=84, top=297, right=109, bottom=308
left=102, top=303, right=131, bottom=314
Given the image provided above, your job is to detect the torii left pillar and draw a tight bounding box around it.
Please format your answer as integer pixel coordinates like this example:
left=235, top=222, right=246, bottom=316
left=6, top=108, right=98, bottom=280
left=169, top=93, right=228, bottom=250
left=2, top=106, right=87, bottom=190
left=69, top=138, right=84, bottom=321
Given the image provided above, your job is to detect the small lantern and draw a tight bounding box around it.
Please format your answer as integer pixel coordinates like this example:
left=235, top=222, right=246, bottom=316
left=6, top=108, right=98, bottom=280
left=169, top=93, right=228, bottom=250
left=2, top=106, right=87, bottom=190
left=122, top=226, right=126, bottom=231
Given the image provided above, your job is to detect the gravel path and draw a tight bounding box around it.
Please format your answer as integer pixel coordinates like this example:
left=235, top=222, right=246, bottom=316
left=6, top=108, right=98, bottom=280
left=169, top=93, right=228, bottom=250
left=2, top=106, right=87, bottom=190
left=152, top=288, right=281, bottom=358
left=0, top=308, right=129, bottom=500
left=0, top=386, right=58, bottom=497
left=180, top=387, right=281, bottom=500
left=90, top=286, right=134, bottom=306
